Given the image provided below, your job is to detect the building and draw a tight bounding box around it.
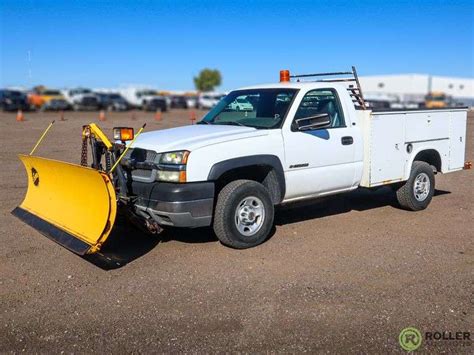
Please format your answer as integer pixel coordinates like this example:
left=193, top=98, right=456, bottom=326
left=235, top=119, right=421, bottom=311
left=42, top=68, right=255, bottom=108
left=359, top=74, right=474, bottom=107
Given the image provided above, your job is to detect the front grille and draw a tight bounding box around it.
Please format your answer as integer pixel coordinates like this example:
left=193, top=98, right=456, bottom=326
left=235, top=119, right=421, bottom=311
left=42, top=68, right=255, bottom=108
left=132, top=169, right=153, bottom=178
left=124, top=148, right=160, bottom=183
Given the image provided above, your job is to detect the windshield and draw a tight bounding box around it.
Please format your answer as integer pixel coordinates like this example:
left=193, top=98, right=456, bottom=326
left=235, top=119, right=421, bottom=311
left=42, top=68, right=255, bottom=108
left=201, top=89, right=297, bottom=129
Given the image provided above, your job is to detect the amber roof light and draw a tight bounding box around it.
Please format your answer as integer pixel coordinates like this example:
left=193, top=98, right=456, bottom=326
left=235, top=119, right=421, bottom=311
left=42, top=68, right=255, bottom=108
left=280, top=70, right=290, bottom=82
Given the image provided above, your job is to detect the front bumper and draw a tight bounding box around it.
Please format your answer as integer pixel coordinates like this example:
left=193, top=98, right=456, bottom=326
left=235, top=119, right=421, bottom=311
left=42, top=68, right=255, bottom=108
left=131, top=181, right=214, bottom=228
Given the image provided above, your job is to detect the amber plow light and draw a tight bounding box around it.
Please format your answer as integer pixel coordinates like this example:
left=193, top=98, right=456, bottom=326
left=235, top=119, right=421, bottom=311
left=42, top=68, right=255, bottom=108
left=113, top=127, right=134, bottom=141
left=280, top=70, right=290, bottom=82
left=464, top=161, right=472, bottom=170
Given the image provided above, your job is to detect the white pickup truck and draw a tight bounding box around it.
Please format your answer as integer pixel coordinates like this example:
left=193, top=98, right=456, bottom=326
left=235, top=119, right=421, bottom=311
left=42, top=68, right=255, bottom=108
left=121, top=68, right=469, bottom=249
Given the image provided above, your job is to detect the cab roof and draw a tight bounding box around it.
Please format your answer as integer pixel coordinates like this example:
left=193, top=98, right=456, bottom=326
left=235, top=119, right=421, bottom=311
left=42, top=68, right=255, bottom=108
left=236, top=81, right=348, bottom=91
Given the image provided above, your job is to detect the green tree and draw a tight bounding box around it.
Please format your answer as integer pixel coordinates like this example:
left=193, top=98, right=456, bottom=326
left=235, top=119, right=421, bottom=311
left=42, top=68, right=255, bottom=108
left=193, top=68, right=222, bottom=92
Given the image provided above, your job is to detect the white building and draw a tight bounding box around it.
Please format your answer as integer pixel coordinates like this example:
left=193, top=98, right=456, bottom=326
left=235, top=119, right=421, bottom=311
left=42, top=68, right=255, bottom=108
left=359, top=74, right=474, bottom=107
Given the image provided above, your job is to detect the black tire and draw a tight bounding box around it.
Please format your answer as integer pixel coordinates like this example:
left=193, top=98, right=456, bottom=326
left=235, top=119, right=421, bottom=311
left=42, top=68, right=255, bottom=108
left=213, top=179, right=274, bottom=249
left=396, top=161, right=435, bottom=211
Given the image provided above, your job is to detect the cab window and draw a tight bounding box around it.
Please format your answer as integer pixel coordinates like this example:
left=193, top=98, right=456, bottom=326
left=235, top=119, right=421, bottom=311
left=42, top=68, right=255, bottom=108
left=293, top=89, right=345, bottom=129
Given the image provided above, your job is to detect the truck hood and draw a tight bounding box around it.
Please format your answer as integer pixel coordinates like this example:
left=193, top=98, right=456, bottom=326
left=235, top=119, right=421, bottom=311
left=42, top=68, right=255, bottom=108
left=132, top=124, right=267, bottom=152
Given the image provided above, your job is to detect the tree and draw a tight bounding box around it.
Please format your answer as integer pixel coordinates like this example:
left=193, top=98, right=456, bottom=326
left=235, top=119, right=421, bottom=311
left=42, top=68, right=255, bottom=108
left=194, top=68, right=222, bottom=92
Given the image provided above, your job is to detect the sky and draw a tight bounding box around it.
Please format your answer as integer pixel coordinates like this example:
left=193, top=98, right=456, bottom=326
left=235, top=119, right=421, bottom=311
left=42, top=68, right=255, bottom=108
left=1, top=0, right=473, bottom=90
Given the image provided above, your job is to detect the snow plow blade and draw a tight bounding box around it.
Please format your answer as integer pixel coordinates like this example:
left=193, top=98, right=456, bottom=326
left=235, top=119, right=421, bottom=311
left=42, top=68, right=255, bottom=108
left=12, top=154, right=117, bottom=255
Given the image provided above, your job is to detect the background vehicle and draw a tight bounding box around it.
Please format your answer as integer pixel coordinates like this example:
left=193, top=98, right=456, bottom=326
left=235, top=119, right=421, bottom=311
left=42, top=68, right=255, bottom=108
left=0, top=89, right=29, bottom=111
left=228, top=97, right=253, bottom=111
left=63, top=88, right=100, bottom=111
left=42, top=98, right=71, bottom=111
left=424, top=91, right=452, bottom=108
left=197, top=92, right=225, bottom=109
left=143, top=97, right=167, bottom=112
left=185, top=95, right=198, bottom=109
left=120, top=88, right=167, bottom=111
left=28, top=88, right=69, bottom=110
left=13, top=67, right=469, bottom=256
left=170, top=95, right=189, bottom=109
left=96, top=92, right=129, bottom=111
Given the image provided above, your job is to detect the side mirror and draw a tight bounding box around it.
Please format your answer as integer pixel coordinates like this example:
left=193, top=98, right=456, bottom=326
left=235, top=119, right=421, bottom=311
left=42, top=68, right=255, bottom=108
left=295, top=113, right=331, bottom=131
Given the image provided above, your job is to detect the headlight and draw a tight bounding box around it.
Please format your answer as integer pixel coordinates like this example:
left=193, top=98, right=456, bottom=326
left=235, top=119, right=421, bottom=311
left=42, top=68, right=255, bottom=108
left=156, top=150, right=189, bottom=182
left=159, top=151, right=189, bottom=165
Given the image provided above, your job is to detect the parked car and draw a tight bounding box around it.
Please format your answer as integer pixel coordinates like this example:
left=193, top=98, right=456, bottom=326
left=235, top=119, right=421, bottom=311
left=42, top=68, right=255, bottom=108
left=120, top=88, right=167, bottom=111
left=170, top=95, right=189, bottom=109
left=63, top=88, right=100, bottom=111
left=28, top=88, right=69, bottom=110
left=143, top=97, right=167, bottom=112
left=42, top=98, right=71, bottom=111
left=185, top=95, right=198, bottom=109
left=197, top=92, right=225, bottom=109
left=96, top=93, right=129, bottom=111
left=0, top=89, right=30, bottom=111
left=228, top=97, right=253, bottom=111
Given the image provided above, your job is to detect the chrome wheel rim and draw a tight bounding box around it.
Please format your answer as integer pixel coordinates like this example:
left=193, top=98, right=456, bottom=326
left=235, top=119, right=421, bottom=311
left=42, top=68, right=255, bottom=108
left=234, top=196, right=265, bottom=236
left=413, top=172, right=430, bottom=201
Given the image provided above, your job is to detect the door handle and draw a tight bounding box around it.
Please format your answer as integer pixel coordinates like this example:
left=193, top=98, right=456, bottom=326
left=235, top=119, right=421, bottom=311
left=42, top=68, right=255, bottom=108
left=341, top=136, right=353, bottom=145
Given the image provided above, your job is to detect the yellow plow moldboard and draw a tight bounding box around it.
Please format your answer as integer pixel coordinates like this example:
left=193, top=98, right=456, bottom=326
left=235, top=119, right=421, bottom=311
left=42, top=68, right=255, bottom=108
left=12, top=154, right=117, bottom=255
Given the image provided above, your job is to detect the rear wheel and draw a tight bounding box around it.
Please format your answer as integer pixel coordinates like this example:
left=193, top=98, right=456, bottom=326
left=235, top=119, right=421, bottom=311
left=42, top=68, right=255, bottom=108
left=396, top=161, right=435, bottom=211
left=213, top=180, right=274, bottom=249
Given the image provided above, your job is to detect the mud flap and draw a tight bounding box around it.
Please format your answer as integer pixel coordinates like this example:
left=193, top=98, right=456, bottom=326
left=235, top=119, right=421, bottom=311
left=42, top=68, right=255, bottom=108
left=12, top=154, right=117, bottom=255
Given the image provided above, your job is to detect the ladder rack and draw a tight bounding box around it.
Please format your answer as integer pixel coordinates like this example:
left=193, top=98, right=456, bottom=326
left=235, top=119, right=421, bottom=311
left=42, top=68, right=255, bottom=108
left=290, top=66, right=367, bottom=110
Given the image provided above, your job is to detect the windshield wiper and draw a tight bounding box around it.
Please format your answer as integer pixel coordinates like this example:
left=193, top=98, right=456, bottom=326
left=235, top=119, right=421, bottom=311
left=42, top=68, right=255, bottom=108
left=214, top=121, right=246, bottom=127
left=196, top=120, right=212, bottom=125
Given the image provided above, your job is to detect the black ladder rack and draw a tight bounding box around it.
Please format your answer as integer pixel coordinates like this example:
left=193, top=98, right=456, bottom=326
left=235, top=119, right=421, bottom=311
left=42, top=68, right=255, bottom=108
left=290, top=66, right=367, bottom=110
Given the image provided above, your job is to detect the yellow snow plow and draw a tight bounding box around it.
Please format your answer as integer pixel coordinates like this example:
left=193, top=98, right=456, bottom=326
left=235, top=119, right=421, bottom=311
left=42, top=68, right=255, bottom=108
left=12, top=122, right=147, bottom=255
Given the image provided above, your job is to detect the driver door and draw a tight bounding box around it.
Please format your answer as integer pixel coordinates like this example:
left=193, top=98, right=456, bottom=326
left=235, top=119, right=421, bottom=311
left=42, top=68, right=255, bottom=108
left=282, top=88, right=358, bottom=199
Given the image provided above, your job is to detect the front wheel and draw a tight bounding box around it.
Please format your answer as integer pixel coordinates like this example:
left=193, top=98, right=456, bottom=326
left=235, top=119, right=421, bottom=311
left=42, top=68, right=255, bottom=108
left=396, top=161, right=435, bottom=211
left=213, top=180, right=274, bottom=249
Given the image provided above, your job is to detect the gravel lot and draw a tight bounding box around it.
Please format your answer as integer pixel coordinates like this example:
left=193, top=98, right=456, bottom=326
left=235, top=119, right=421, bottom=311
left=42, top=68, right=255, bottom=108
left=1, top=109, right=472, bottom=353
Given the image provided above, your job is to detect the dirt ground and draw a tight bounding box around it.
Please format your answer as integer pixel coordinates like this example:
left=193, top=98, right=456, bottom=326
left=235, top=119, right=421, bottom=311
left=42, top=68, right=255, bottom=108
left=0, top=109, right=472, bottom=353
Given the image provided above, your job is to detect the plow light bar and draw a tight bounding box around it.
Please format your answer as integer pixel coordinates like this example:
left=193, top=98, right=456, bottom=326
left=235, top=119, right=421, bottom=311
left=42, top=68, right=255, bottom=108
left=113, top=127, right=134, bottom=141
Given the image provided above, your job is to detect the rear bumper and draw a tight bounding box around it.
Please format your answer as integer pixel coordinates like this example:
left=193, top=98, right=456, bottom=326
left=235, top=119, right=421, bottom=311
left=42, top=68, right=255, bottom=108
left=132, top=181, right=214, bottom=228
